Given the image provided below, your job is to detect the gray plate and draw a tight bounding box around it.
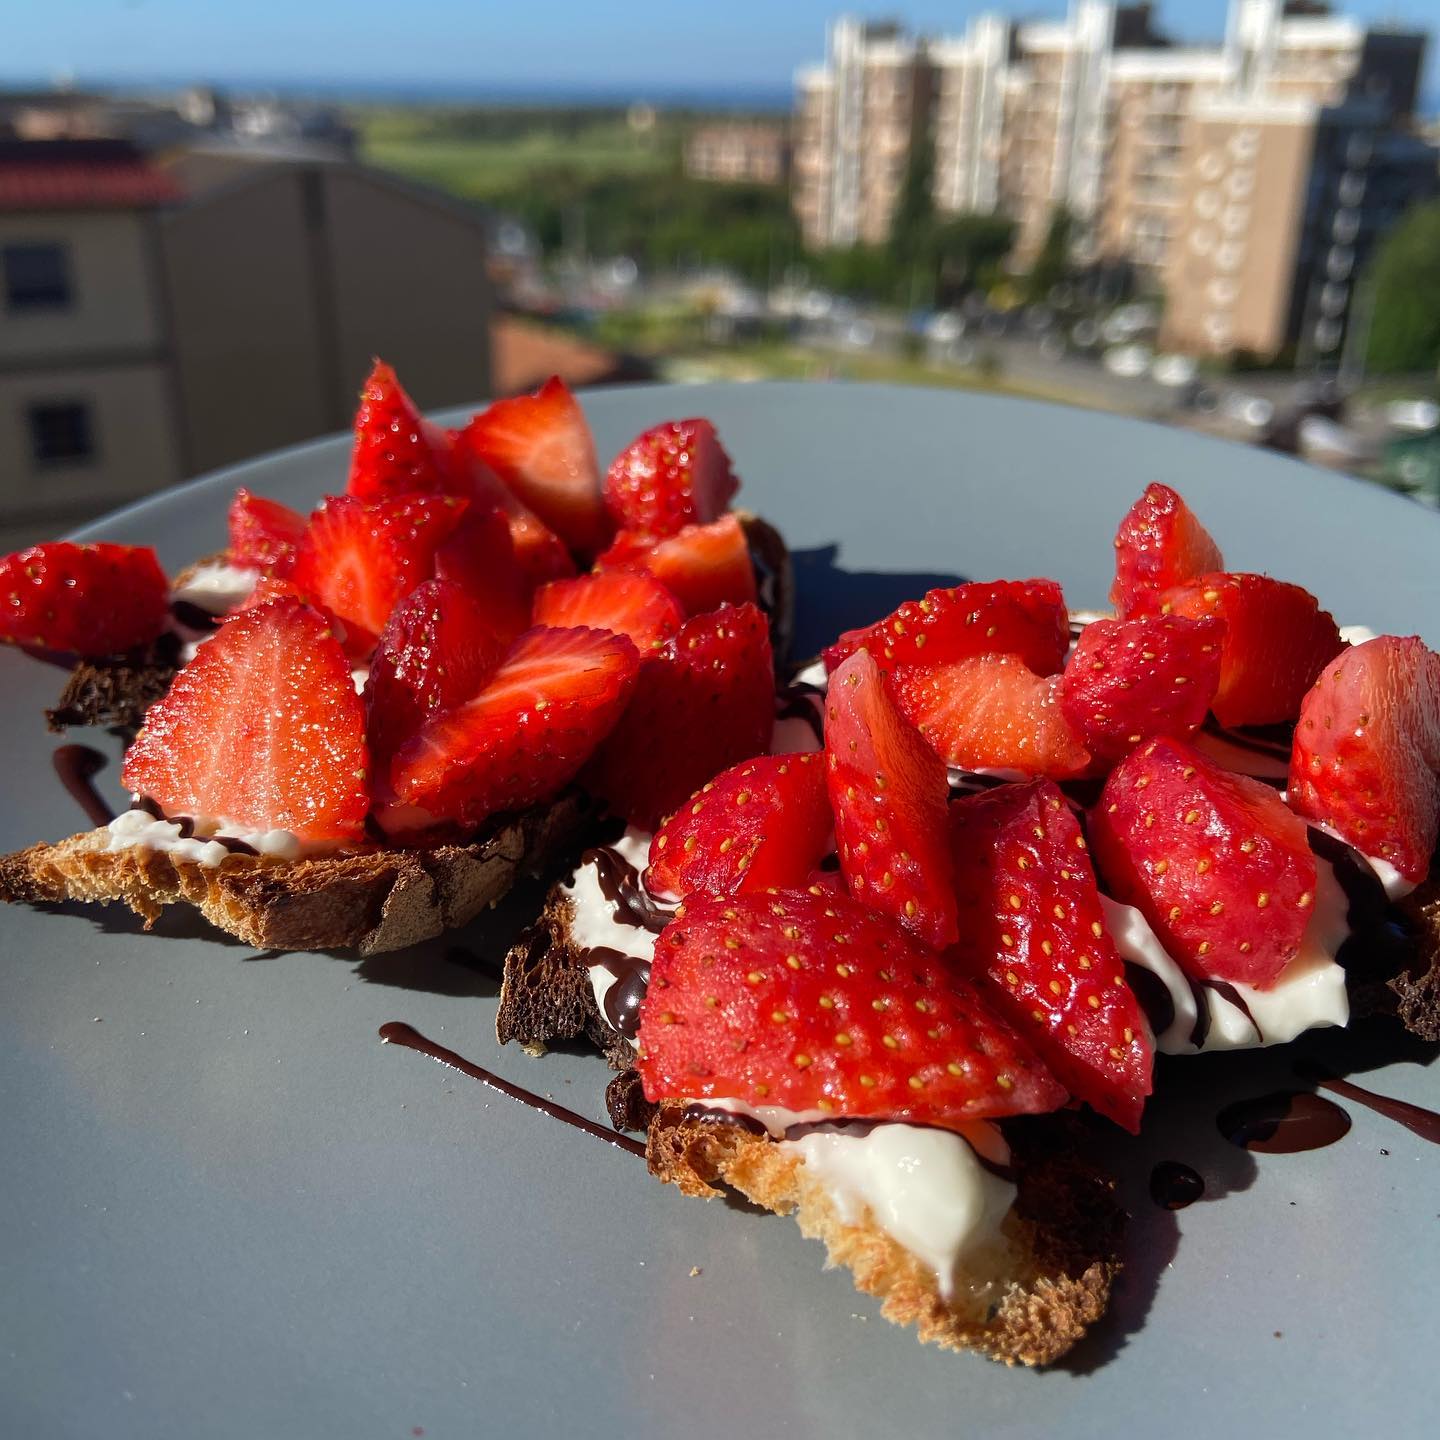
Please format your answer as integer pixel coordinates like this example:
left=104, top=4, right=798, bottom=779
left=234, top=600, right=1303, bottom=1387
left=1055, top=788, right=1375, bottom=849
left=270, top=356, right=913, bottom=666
left=2, top=383, right=1437, bottom=1439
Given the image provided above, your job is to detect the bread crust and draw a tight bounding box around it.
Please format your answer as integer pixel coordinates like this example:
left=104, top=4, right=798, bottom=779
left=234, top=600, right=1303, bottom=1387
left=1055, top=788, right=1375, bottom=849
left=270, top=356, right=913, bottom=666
left=0, top=790, right=593, bottom=954
left=646, top=1103, right=1121, bottom=1366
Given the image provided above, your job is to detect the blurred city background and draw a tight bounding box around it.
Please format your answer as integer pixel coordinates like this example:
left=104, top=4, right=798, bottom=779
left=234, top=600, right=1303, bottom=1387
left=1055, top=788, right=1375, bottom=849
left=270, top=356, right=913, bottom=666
left=2, top=0, right=1438, bottom=545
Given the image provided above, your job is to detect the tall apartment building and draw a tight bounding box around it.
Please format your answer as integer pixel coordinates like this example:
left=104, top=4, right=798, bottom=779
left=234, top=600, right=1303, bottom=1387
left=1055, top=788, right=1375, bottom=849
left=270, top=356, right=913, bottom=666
left=792, top=1, right=1431, bottom=357
left=684, top=123, right=790, bottom=186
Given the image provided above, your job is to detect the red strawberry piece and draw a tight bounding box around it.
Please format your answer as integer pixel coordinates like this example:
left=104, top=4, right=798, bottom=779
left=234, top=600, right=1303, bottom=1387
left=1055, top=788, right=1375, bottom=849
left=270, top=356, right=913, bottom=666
left=346, top=359, right=454, bottom=502
left=1289, top=635, right=1440, bottom=883
left=533, top=570, right=683, bottom=652
left=802, top=865, right=847, bottom=898
left=603, top=418, right=739, bottom=540
left=291, top=493, right=467, bottom=655
left=432, top=498, right=532, bottom=644
left=597, top=513, right=757, bottom=618
left=888, top=654, right=1091, bottom=778
left=646, top=752, right=831, bottom=898
left=365, top=579, right=508, bottom=770
left=0, top=542, right=168, bottom=657
left=1060, top=614, right=1224, bottom=765
left=821, top=579, right=1069, bottom=677
left=637, top=889, right=1065, bottom=1127
left=1110, top=482, right=1223, bottom=617
left=949, top=779, right=1154, bottom=1131
left=825, top=649, right=958, bottom=949
left=389, top=625, right=639, bottom=827
left=121, top=596, right=368, bottom=842
left=459, top=376, right=609, bottom=556
left=227, top=489, right=306, bottom=576
left=1160, top=573, right=1342, bottom=728
left=583, top=602, right=774, bottom=829
left=1089, top=736, right=1317, bottom=988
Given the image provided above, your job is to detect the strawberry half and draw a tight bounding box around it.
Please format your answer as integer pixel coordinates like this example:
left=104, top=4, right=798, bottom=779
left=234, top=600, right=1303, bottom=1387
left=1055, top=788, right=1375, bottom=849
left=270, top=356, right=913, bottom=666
left=1289, top=635, right=1440, bottom=883
left=1089, top=736, right=1317, bottom=988
left=888, top=654, right=1091, bottom=778
left=583, top=602, right=774, bottom=829
left=597, top=513, right=757, bottom=618
left=0, top=542, right=169, bottom=657
left=533, top=570, right=683, bottom=652
left=227, top=489, right=306, bottom=576
left=346, top=360, right=454, bottom=502
left=390, top=625, right=638, bottom=827
left=459, top=376, right=609, bottom=557
left=603, top=418, right=739, bottom=540
left=822, top=579, right=1068, bottom=676
left=646, top=752, right=832, bottom=898
left=1060, top=615, right=1224, bottom=765
left=291, top=493, right=466, bottom=654
left=949, top=780, right=1153, bottom=1131
left=432, top=498, right=532, bottom=644
left=365, top=579, right=508, bottom=769
left=637, top=889, right=1065, bottom=1127
left=1160, top=573, right=1342, bottom=728
left=1110, top=482, right=1223, bottom=617
left=121, top=596, right=368, bottom=842
left=825, top=649, right=957, bottom=949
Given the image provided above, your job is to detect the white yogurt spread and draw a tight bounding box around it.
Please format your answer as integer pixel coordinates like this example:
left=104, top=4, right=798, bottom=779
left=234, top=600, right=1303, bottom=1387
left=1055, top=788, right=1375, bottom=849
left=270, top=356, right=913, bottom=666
left=702, top=1098, right=1014, bottom=1299
left=1099, top=852, right=1352, bottom=1054
left=104, top=807, right=333, bottom=867
left=171, top=561, right=261, bottom=612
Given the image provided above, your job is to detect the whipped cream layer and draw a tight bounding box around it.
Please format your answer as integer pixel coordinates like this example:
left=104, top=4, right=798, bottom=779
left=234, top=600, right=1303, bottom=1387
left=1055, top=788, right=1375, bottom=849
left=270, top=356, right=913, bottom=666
left=105, top=808, right=335, bottom=867
left=171, top=561, right=261, bottom=613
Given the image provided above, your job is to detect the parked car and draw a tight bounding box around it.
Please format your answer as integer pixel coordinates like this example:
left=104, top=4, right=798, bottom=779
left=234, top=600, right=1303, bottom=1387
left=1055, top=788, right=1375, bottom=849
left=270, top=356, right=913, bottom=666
left=1102, top=344, right=1153, bottom=379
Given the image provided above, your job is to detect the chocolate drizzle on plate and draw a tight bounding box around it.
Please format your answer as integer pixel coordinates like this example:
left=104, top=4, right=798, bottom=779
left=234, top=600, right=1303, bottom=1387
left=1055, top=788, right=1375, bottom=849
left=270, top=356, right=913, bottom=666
left=379, top=1022, right=646, bottom=1158
left=1216, top=1091, right=1352, bottom=1154
left=51, top=744, right=114, bottom=826
left=1149, top=1161, right=1205, bottom=1210
left=1296, top=1066, right=1440, bottom=1147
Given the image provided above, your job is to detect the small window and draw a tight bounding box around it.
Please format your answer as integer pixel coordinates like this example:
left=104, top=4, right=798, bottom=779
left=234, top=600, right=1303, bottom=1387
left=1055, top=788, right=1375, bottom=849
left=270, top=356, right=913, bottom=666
left=27, top=401, right=95, bottom=467
left=4, top=242, right=72, bottom=312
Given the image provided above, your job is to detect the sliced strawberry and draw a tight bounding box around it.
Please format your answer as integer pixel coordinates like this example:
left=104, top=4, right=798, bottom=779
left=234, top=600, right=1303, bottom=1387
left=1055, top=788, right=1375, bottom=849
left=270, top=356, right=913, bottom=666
left=291, top=493, right=466, bottom=654
left=646, top=752, right=831, bottom=898
left=0, top=542, right=168, bottom=657
left=821, top=579, right=1068, bottom=676
left=597, top=513, right=757, bottom=618
left=533, top=570, right=683, bottom=652
left=637, top=889, right=1065, bottom=1127
left=603, top=418, right=739, bottom=540
left=121, top=596, right=367, bottom=842
left=583, top=602, right=774, bottom=829
left=949, top=779, right=1153, bottom=1131
left=825, top=649, right=957, bottom=948
left=1290, top=636, right=1440, bottom=883
left=227, top=489, right=306, bottom=575
left=1089, top=736, right=1317, bottom=988
left=1060, top=614, right=1224, bottom=765
left=365, top=579, right=508, bottom=769
left=346, top=359, right=454, bottom=502
left=432, top=498, right=532, bottom=644
left=888, top=654, right=1091, bottom=778
left=459, top=376, right=608, bottom=556
left=1110, top=482, right=1223, bottom=617
left=389, top=625, right=638, bottom=827
left=1160, top=573, right=1342, bottom=728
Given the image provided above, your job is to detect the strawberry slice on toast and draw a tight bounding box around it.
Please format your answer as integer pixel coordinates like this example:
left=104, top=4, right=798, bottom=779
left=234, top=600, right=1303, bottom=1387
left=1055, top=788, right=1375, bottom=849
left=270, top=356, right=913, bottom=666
left=532, top=570, right=683, bottom=652
left=227, top=490, right=307, bottom=576
left=346, top=359, right=456, bottom=503
left=1110, top=482, right=1223, bottom=617
left=598, top=513, right=758, bottom=618
left=604, top=418, right=739, bottom=540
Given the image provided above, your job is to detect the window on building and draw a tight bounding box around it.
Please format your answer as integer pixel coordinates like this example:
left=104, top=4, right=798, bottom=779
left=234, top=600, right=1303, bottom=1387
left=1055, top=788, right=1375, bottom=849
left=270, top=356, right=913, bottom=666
left=3, top=243, right=72, bottom=312
left=27, top=401, right=95, bottom=467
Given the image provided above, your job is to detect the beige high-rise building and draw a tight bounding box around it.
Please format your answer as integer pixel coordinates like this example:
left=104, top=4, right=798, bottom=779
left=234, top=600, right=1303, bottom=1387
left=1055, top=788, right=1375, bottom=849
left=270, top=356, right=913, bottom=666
left=792, top=1, right=1431, bottom=356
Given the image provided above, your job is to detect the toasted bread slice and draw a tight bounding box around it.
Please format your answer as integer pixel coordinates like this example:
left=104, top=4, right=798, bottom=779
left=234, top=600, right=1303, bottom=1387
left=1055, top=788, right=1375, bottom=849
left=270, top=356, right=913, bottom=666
left=0, top=790, right=592, bottom=954
left=647, top=1104, right=1120, bottom=1366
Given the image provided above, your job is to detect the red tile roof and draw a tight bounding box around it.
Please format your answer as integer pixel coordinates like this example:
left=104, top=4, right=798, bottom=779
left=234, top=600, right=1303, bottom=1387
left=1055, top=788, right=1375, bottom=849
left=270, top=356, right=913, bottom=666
left=0, top=140, right=182, bottom=213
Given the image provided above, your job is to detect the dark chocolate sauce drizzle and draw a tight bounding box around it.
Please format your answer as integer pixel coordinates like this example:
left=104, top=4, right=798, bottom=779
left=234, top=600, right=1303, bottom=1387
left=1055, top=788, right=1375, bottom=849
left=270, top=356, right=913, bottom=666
left=52, top=744, right=115, bottom=826
left=589, top=947, right=652, bottom=1041
left=1149, top=1160, right=1205, bottom=1210
left=120, top=796, right=260, bottom=855
left=170, top=598, right=224, bottom=635
left=774, top=682, right=826, bottom=746
left=1216, top=1091, right=1352, bottom=1153
left=1297, top=1067, right=1440, bottom=1147
left=379, top=1022, right=646, bottom=1157
left=581, top=846, right=673, bottom=935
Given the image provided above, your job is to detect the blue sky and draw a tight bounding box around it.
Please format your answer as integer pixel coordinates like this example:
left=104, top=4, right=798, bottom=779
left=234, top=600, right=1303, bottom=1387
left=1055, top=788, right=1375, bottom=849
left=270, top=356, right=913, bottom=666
left=2, top=1, right=1434, bottom=98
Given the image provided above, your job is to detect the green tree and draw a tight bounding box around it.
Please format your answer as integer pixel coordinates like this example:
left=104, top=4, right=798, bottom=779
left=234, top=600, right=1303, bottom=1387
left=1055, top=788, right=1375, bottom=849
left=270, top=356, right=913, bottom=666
left=890, top=129, right=936, bottom=262
left=1365, top=200, right=1440, bottom=375
left=1025, top=208, right=1074, bottom=303
left=931, top=214, right=1016, bottom=303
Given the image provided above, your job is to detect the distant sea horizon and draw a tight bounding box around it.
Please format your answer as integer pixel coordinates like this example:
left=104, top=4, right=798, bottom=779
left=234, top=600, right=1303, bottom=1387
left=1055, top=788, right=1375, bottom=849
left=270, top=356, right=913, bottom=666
left=0, top=74, right=797, bottom=112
